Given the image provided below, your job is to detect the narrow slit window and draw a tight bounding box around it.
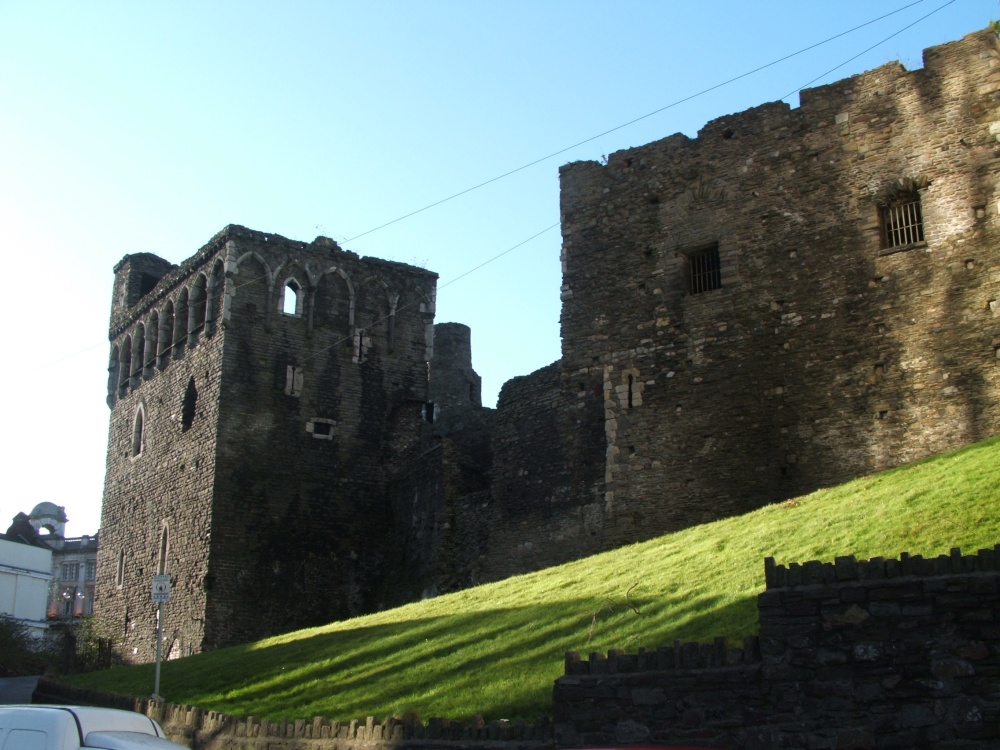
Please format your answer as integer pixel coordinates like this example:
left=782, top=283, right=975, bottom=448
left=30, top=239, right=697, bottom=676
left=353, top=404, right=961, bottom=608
left=181, top=377, right=197, bottom=432
left=880, top=196, right=924, bottom=250
left=354, top=328, right=368, bottom=363
left=685, top=244, right=722, bottom=295
left=285, top=365, right=303, bottom=396
left=116, top=549, right=125, bottom=587
left=132, top=405, right=145, bottom=457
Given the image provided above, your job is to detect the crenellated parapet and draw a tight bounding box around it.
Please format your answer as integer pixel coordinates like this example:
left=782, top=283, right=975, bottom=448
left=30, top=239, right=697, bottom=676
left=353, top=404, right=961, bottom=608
left=483, top=27, right=1000, bottom=582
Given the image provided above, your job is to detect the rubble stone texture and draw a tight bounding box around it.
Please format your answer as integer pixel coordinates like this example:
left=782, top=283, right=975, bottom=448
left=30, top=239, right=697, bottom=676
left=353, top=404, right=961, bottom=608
left=482, top=28, right=1000, bottom=578
left=98, top=29, right=1000, bottom=657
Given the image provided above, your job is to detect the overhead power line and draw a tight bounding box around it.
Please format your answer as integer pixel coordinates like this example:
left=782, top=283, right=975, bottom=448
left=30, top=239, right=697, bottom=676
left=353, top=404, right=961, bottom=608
left=343, top=0, right=941, bottom=245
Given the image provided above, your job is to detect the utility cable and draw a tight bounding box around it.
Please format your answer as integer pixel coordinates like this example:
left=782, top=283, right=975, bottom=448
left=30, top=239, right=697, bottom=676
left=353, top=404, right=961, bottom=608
left=779, top=0, right=958, bottom=101
left=343, top=0, right=938, bottom=244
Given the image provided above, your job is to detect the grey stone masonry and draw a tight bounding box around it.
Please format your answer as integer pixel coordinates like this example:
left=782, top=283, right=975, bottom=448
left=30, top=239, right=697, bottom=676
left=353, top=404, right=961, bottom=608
left=485, top=27, right=1000, bottom=581
left=97, top=225, right=444, bottom=658
left=554, top=545, right=1000, bottom=748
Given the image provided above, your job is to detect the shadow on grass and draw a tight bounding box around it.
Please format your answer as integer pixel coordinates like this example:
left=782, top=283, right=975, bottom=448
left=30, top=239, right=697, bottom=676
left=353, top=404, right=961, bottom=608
left=76, top=593, right=758, bottom=722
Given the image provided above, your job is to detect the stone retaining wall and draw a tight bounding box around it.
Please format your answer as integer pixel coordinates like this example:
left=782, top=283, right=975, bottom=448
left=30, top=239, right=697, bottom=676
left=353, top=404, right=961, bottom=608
left=32, top=679, right=553, bottom=750
left=554, top=546, right=1000, bottom=748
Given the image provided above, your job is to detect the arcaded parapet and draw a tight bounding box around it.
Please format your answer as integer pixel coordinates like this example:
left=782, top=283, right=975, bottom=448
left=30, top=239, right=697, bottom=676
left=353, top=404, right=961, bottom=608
left=548, top=28, right=1000, bottom=548
left=97, top=225, right=439, bottom=657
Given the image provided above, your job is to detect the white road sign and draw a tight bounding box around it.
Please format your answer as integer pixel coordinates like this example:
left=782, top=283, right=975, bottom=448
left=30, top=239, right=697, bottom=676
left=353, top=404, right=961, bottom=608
left=151, top=574, right=171, bottom=602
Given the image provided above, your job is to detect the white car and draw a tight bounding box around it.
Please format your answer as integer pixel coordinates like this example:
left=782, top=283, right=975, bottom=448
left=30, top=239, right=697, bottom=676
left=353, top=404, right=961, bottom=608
left=0, top=705, right=188, bottom=750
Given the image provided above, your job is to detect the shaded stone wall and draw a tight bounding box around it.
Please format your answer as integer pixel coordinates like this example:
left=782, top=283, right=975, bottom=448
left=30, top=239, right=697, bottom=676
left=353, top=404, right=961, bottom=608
left=554, top=546, right=1000, bottom=749
left=97, top=225, right=443, bottom=657
left=492, top=28, right=1000, bottom=566
left=483, top=363, right=606, bottom=580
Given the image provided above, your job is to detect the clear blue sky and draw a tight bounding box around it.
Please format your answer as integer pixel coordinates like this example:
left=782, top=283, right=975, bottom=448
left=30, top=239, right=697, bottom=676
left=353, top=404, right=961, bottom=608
left=0, top=1, right=992, bottom=536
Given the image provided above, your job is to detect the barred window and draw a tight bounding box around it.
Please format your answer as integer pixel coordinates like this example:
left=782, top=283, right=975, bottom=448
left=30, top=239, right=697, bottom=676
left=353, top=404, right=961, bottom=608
left=685, top=243, right=722, bottom=295
left=880, top=196, right=924, bottom=251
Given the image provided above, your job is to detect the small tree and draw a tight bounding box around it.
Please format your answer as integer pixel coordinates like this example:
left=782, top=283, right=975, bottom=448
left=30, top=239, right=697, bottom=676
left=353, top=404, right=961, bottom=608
left=0, top=614, right=48, bottom=676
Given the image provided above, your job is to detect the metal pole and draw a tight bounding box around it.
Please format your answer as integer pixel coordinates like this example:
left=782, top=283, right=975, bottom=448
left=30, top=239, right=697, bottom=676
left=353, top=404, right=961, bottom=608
left=153, top=601, right=163, bottom=698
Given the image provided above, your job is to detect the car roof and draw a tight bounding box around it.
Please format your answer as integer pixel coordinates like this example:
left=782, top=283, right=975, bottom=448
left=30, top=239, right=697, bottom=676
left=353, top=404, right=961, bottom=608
left=0, top=705, right=170, bottom=746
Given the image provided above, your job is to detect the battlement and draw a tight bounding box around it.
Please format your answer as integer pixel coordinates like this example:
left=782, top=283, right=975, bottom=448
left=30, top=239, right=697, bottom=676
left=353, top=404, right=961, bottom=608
left=566, top=28, right=999, bottom=178
left=520, top=26, right=1000, bottom=578
left=763, top=545, right=1000, bottom=589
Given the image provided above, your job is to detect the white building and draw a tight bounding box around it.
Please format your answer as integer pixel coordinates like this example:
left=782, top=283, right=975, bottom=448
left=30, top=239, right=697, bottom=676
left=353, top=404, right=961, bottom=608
left=26, top=503, right=99, bottom=618
left=0, top=533, right=52, bottom=638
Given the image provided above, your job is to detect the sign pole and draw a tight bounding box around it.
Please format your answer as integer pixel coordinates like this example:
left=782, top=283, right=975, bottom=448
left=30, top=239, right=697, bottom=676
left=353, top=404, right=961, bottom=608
left=150, top=574, right=171, bottom=699
left=154, top=601, right=163, bottom=698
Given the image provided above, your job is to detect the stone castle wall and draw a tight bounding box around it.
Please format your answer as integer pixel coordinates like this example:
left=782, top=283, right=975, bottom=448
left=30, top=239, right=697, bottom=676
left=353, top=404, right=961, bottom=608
left=97, top=225, right=449, bottom=657
left=98, top=29, right=1000, bottom=656
left=484, top=28, right=1000, bottom=579
left=554, top=546, right=1000, bottom=748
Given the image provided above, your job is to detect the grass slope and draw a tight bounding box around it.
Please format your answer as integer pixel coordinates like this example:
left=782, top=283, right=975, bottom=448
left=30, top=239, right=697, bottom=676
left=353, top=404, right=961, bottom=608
left=73, top=436, right=1000, bottom=722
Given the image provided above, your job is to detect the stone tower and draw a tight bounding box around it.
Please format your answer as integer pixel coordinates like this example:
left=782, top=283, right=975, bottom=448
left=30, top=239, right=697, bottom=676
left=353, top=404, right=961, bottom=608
left=481, top=28, right=1000, bottom=578
left=95, top=225, right=438, bottom=658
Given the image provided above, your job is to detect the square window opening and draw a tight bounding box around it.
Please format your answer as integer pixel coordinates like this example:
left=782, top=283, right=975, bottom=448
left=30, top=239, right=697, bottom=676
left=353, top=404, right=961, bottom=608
left=685, top=244, right=722, bottom=295
left=879, top=197, right=924, bottom=251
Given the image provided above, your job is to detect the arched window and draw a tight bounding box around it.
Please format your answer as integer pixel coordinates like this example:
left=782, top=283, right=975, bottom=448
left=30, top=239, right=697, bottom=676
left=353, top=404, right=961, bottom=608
left=181, top=377, right=197, bottom=432
left=173, top=289, right=189, bottom=356
left=206, top=260, right=224, bottom=335
left=107, top=345, right=121, bottom=405
left=281, top=279, right=302, bottom=316
left=157, top=524, right=169, bottom=575
left=190, top=274, right=207, bottom=342
left=157, top=301, right=174, bottom=369
left=119, top=336, right=132, bottom=397
left=131, top=403, right=145, bottom=457
left=144, top=312, right=158, bottom=378
left=132, top=323, right=146, bottom=382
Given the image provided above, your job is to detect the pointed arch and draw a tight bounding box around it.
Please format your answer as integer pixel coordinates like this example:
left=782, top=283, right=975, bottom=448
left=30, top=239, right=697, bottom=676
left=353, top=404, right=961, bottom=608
left=118, top=335, right=132, bottom=397
left=144, top=311, right=159, bottom=378
left=280, top=277, right=303, bottom=316
left=315, top=266, right=353, bottom=331
left=206, top=258, right=225, bottom=335
left=234, top=252, right=270, bottom=323
left=107, top=344, right=121, bottom=406
left=354, top=276, right=392, bottom=359
left=157, top=300, right=174, bottom=369
left=173, top=288, right=189, bottom=356
left=189, top=273, right=208, bottom=344
left=274, top=260, right=308, bottom=318
left=132, top=322, right=146, bottom=383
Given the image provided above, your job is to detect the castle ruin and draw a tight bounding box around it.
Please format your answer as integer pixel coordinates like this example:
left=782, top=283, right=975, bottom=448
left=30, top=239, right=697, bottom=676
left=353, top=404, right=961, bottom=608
left=97, top=29, right=1000, bottom=657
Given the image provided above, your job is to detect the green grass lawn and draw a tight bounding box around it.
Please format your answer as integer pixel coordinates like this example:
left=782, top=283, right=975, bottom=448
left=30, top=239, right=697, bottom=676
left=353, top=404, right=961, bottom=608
left=70, top=435, right=1000, bottom=723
